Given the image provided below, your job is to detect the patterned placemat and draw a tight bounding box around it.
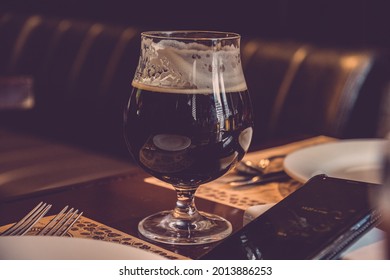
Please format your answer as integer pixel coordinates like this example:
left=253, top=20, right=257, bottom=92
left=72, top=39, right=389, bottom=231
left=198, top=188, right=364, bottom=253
left=0, top=215, right=188, bottom=260
left=145, top=136, right=336, bottom=210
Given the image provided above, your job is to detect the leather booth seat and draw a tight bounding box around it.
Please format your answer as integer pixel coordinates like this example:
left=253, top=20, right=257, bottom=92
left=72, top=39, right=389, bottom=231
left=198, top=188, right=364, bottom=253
left=242, top=39, right=390, bottom=145
left=0, top=13, right=140, bottom=158
left=0, top=13, right=389, bottom=199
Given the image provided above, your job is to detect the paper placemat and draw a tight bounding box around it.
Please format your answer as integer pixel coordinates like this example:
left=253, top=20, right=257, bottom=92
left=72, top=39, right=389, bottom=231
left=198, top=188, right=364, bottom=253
left=145, top=136, right=335, bottom=210
left=0, top=215, right=188, bottom=260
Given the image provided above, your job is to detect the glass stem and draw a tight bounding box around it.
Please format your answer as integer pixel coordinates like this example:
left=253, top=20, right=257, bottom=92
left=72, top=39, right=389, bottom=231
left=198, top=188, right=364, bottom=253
left=173, top=186, right=199, bottom=219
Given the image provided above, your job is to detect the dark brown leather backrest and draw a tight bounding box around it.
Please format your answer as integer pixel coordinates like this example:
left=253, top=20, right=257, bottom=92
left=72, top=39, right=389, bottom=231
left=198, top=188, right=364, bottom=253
left=0, top=13, right=140, bottom=157
left=241, top=38, right=390, bottom=145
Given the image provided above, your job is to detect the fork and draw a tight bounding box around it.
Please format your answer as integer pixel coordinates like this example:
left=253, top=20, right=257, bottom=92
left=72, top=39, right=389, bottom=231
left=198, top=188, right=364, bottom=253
left=1, top=203, right=83, bottom=237
left=0, top=202, right=52, bottom=236
left=37, top=206, right=83, bottom=236
left=235, top=154, right=286, bottom=176
left=229, top=170, right=290, bottom=189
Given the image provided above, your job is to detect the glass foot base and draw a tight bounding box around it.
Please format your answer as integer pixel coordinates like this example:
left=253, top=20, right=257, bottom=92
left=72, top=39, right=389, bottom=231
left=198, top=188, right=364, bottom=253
left=138, top=210, right=232, bottom=245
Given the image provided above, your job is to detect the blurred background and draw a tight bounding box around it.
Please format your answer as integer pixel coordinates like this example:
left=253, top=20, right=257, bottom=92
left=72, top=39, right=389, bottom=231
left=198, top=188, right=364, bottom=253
left=1, top=0, right=390, bottom=258
left=1, top=0, right=389, bottom=48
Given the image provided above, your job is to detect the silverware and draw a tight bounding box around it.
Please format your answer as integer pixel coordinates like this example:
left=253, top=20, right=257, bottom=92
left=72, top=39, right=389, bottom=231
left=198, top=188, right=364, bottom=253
left=38, top=206, right=83, bottom=236
left=1, top=203, right=83, bottom=237
left=235, top=154, right=286, bottom=176
left=0, top=202, right=52, bottom=236
left=229, top=170, right=290, bottom=189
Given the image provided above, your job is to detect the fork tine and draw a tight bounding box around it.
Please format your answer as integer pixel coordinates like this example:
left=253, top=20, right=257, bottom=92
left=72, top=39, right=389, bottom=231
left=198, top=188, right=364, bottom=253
left=45, top=208, right=76, bottom=236
left=13, top=203, right=52, bottom=236
left=57, top=211, right=83, bottom=236
left=37, top=206, right=69, bottom=236
left=38, top=207, right=82, bottom=236
left=1, top=202, right=52, bottom=236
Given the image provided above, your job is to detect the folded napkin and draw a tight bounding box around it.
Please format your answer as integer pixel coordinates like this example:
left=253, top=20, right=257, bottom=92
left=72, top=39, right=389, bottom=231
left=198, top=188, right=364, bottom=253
left=243, top=203, right=275, bottom=226
left=243, top=204, right=386, bottom=260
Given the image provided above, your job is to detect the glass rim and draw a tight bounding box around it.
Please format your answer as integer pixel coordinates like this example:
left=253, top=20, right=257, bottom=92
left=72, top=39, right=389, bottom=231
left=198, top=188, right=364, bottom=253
left=141, top=30, right=241, bottom=41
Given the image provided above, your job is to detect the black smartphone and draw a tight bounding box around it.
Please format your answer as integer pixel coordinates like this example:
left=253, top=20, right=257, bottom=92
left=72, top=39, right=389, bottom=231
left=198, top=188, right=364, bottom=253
left=200, top=174, right=382, bottom=260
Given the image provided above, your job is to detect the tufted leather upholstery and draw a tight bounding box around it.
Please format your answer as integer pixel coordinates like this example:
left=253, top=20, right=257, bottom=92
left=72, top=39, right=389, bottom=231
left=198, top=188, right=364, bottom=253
left=243, top=39, right=390, bottom=145
left=0, top=13, right=140, bottom=157
left=1, top=13, right=389, bottom=156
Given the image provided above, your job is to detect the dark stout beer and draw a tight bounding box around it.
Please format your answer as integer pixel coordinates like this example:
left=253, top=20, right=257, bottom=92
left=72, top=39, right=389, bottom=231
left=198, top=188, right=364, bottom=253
left=124, top=85, right=253, bottom=187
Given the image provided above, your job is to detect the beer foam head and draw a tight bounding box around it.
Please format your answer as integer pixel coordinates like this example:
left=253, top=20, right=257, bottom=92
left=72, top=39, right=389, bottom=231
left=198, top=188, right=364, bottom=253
left=132, top=32, right=247, bottom=94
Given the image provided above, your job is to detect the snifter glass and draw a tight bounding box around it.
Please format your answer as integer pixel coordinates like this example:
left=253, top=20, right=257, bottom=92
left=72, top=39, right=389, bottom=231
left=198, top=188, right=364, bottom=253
left=124, top=31, right=253, bottom=245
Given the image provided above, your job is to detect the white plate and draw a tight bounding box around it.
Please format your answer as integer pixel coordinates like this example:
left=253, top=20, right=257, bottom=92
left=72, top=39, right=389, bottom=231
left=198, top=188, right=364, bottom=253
left=283, top=139, right=387, bottom=184
left=0, top=236, right=167, bottom=260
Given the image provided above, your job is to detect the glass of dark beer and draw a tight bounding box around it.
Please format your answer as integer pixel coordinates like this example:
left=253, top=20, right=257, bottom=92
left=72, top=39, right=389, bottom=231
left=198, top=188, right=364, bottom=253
left=124, top=31, right=253, bottom=245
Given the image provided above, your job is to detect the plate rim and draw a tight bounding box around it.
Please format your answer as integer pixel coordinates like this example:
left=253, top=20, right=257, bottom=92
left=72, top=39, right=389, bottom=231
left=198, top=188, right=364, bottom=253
left=0, top=235, right=167, bottom=260
left=283, top=138, right=386, bottom=183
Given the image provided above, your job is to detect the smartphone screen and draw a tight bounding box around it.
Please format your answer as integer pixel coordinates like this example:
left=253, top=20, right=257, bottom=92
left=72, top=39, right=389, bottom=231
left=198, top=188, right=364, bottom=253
left=201, top=175, right=382, bottom=260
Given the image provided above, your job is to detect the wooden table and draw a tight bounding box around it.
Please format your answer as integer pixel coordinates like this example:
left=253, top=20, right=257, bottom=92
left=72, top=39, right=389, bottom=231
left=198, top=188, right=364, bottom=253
left=0, top=136, right=336, bottom=259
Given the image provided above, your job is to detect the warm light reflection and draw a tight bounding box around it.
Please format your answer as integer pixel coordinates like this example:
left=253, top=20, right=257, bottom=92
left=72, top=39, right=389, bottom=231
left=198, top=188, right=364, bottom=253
left=340, top=55, right=361, bottom=70
left=9, top=15, right=42, bottom=71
